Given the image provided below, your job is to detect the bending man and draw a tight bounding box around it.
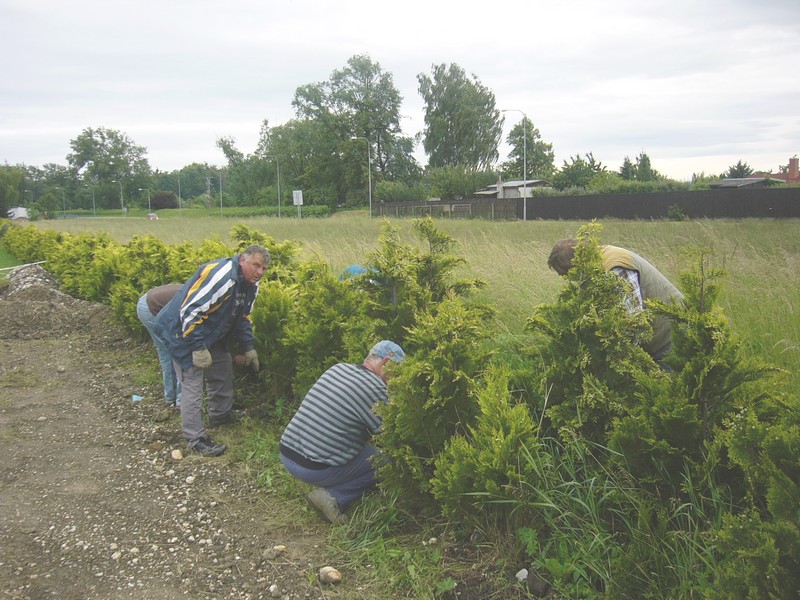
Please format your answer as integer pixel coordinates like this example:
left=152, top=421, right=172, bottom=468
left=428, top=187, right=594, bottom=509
left=154, top=244, right=269, bottom=456
left=136, top=284, right=182, bottom=407
left=548, top=239, right=683, bottom=364
left=279, top=340, right=406, bottom=524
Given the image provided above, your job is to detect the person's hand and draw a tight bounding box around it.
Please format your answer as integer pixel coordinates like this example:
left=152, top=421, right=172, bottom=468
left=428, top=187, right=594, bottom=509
left=243, top=349, right=259, bottom=373
left=192, top=348, right=213, bottom=369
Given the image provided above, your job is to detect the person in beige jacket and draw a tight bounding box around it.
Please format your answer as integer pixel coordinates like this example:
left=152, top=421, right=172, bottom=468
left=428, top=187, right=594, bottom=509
left=548, top=239, right=684, bottom=365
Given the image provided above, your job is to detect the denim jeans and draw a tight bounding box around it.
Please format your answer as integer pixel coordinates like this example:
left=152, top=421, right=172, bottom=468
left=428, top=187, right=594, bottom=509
left=136, top=294, right=181, bottom=405
left=280, top=444, right=380, bottom=510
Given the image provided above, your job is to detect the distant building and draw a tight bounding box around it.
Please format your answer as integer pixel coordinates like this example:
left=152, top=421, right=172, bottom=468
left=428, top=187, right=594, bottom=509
left=475, top=178, right=552, bottom=199
left=8, top=206, right=29, bottom=219
left=753, top=156, right=800, bottom=184
left=709, top=178, right=784, bottom=189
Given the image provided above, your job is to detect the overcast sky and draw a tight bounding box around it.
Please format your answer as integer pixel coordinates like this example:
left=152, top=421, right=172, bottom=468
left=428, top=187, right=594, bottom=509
left=2, top=0, right=798, bottom=181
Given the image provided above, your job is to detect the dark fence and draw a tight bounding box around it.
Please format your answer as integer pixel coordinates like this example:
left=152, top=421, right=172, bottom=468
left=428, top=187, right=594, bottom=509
left=372, top=188, right=800, bottom=220
left=374, top=198, right=518, bottom=220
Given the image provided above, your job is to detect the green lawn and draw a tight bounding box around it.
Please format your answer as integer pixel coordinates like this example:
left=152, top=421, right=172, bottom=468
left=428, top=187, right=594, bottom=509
left=0, top=243, right=21, bottom=273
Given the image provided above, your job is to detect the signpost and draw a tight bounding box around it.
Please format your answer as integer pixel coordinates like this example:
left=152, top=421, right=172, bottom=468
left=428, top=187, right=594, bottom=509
left=293, top=190, right=303, bottom=218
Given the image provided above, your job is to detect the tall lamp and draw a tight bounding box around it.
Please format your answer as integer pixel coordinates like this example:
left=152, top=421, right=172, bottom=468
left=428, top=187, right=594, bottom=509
left=351, top=137, right=372, bottom=218
left=501, top=109, right=527, bottom=221
left=267, top=155, right=281, bottom=217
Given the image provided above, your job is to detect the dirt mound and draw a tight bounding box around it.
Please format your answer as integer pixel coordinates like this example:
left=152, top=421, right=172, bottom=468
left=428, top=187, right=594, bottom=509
left=1, top=264, right=110, bottom=340
left=0, top=265, right=330, bottom=599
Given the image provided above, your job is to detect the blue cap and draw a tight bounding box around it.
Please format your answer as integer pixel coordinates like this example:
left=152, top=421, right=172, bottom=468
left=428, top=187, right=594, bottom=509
left=340, top=264, right=369, bottom=280
left=369, top=340, right=406, bottom=363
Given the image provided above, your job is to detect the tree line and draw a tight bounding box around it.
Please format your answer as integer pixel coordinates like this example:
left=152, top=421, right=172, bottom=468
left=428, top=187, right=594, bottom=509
left=0, top=54, right=775, bottom=218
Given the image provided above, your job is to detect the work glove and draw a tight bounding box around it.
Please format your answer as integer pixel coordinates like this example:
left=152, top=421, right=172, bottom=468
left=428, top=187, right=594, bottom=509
left=244, top=349, right=259, bottom=373
left=192, top=347, right=213, bottom=370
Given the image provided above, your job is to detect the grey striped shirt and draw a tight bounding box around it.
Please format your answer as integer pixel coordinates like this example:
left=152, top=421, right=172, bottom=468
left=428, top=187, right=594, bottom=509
left=280, top=363, right=388, bottom=466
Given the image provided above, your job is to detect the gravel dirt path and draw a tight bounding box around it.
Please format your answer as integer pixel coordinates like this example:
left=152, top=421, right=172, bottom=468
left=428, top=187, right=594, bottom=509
left=0, top=265, right=332, bottom=600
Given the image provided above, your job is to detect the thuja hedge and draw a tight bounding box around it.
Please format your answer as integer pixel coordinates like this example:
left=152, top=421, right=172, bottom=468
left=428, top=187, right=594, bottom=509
left=2, top=219, right=799, bottom=598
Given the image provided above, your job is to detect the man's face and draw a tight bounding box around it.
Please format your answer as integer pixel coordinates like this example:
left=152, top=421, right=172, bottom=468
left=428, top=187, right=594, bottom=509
left=239, top=253, right=268, bottom=284
left=554, top=264, right=570, bottom=277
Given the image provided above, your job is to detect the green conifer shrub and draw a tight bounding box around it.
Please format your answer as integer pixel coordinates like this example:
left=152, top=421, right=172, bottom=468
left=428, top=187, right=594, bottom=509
left=1, top=223, right=62, bottom=262
left=431, top=364, right=540, bottom=527
left=376, top=294, right=492, bottom=511
left=526, top=223, right=655, bottom=445
left=281, top=260, right=366, bottom=398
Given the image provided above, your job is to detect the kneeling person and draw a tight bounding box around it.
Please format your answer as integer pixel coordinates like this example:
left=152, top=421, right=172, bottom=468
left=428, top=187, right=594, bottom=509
left=279, top=340, right=405, bottom=524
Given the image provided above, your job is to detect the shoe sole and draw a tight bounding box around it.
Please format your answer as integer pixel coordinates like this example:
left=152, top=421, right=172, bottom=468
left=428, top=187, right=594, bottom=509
left=306, top=490, right=346, bottom=524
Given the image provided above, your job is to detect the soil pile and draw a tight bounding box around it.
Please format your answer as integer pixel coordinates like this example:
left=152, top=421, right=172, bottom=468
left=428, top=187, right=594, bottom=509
left=0, top=265, right=327, bottom=599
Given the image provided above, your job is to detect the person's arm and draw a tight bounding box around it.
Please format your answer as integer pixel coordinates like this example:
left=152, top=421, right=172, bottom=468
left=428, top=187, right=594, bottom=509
left=610, top=266, right=643, bottom=315
left=231, top=286, right=258, bottom=351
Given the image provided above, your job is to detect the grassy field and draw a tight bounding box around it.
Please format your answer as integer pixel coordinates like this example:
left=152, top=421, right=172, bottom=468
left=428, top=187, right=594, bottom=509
left=33, top=213, right=800, bottom=393
left=0, top=244, right=21, bottom=280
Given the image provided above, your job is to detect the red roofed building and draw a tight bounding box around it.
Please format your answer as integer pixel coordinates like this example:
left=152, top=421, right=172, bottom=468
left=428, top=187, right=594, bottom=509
left=755, top=156, right=800, bottom=184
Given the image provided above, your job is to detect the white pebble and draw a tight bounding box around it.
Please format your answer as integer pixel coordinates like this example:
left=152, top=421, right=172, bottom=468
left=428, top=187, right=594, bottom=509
left=319, top=566, right=342, bottom=584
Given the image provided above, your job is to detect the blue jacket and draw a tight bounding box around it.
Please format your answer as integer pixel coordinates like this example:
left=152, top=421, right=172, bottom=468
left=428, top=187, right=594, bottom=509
left=153, top=254, right=259, bottom=369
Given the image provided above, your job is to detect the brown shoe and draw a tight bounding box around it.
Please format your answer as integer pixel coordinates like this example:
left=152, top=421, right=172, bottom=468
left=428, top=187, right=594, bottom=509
left=306, top=488, right=347, bottom=524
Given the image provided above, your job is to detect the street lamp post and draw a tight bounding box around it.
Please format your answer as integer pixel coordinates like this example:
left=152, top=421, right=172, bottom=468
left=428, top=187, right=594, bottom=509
left=58, top=187, right=66, bottom=218
left=266, top=155, right=281, bottom=217
left=501, top=109, right=528, bottom=221
left=138, top=188, right=151, bottom=212
left=85, top=185, right=96, bottom=216
left=219, top=174, right=223, bottom=217
left=351, top=137, right=372, bottom=218
left=112, top=180, right=124, bottom=214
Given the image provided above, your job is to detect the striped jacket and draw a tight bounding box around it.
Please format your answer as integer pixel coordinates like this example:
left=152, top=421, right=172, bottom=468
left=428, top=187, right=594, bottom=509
left=153, top=254, right=259, bottom=369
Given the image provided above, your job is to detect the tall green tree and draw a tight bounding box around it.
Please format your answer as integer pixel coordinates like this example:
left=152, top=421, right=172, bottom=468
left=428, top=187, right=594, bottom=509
left=66, top=127, right=152, bottom=209
left=501, top=116, right=555, bottom=179
left=216, top=120, right=277, bottom=206
left=634, top=151, right=660, bottom=182
left=0, top=165, right=25, bottom=216
left=552, top=152, right=606, bottom=190
left=417, top=63, right=503, bottom=171
left=292, top=54, right=417, bottom=204
left=619, top=156, right=637, bottom=180
left=270, top=118, right=343, bottom=207
left=724, top=160, right=754, bottom=178
left=619, top=152, right=660, bottom=182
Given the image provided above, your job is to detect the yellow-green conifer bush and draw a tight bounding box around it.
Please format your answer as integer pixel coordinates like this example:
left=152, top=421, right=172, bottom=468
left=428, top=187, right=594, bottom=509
left=431, top=365, right=540, bottom=528
left=376, top=294, right=492, bottom=513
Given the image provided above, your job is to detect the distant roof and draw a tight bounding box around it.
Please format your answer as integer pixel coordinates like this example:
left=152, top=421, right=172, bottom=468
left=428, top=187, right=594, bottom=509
left=485, top=179, right=551, bottom=189
left=709, top=177, right=784, bottom=188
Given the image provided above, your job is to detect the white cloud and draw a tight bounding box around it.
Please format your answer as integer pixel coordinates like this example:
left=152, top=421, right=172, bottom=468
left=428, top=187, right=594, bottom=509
left=1, top=0, right=798, bottom=180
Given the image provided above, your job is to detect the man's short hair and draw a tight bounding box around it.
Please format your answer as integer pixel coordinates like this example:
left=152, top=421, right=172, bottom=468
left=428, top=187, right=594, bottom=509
left=242, top=244, right=270, bottom=264
left=548, top=239, right=577, bottom=275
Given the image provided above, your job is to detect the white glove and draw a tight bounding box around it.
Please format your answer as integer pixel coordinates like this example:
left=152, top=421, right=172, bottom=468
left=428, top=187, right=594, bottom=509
left=192, top=348, right=213, bottom=369
left=244, top=349, right=259, bottom=373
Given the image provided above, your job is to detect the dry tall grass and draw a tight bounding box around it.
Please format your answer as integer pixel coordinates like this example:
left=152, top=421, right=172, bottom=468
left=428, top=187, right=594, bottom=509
left=35, top=215, right=800, bottom=392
